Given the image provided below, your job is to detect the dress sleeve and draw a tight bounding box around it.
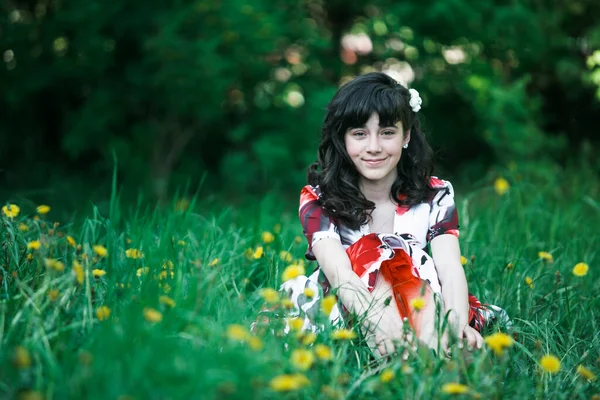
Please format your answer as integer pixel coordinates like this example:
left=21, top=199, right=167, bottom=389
left=299, top=185, right=340, bottom=260
left=426, top=178, right=460, bottom=242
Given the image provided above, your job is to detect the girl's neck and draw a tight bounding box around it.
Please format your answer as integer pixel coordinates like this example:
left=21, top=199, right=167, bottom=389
left=359, top=174, right=396, bottom=204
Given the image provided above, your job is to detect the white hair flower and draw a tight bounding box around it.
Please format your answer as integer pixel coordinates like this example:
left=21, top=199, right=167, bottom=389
left=408, top=88, right=422, bottom=112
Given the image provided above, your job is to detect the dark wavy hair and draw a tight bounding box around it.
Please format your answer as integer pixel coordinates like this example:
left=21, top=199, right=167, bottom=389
left=307, top=72, right=435, bottom=230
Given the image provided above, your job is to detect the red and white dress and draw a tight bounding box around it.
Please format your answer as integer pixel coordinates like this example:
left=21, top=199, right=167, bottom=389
left=282, top=177, right=507, bottom=334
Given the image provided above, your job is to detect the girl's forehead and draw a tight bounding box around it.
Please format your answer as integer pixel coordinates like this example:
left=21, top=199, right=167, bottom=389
left=348, top=113, right=402, bottom=129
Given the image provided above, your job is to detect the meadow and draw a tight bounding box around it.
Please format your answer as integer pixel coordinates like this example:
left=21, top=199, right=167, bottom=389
left=0, top=164, right=599, bottom=400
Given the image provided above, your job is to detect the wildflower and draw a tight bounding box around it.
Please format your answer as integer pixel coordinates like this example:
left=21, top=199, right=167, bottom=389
left=162, top=283, right=172, bottom=293
left=159, top=270, right=168, bottom=280
left=572, top=262, right=589, bottom=277
left=331, top=328, right=357, bottom=340
left=143, top=307, right=163, bottom=323
left=2, top=204, right=20, bottom=218
left=294, top=236, right=302, bottom=244
left=576, top=365, right=597, bottom=381
left=209, top=258, right=219, bottom=267
left=494, top=177, right=510, bottom=196
left=441, top=382, right=469, bottom=394
left=484, top=332, right=514, bottom=356
left=280, top=250, right=293, bottom=263
left=72, top=261, right=84, bottom=284
left=13, top=346, right=31, bottom=369
left=19, top=391, right=43, bottom=400
left=291, top=348, right=315, bottom=371
left=27, top=241, right=41, bottom=251
left=136, top=267, right=149, bottom=277
left=253, top=246, right=264, bottom=259
left=44, top=258, right=65, bottom=272
left=19, top=223, right=28, bottom=232
left=506, top=262, right=515, bottom=270
left=300, top=332, right=317, bottom=346
left=288, top=317, right=304, bottom=331
left=525, top=276, right=534, bottom=289
left=227, top=324, right=249, bottom=341
left=539, top=354, right=561, bottom=374
left=125, top=248, right=143, bottom=259
left=410, top=296, right=425, bottom=311
left=460, top=255, right=468, bottom=266
left=248, top=336, right=263, bottom=351
left=303, top=287, right=315, bottom=299
left=93, top=245, right=108, bottom=257
left=92, top=269, right=106, bottom=278
left=314, top=344, right=333, bottom=361
left=282, top=264, right=305, bottom=282
left=380, top=368, right=395, bottom=383
left=66, top=236, right=77, bottom=247
left=281, top=298, right=295, bottom=309
left=538, top=251, right=554, bottom=263
left=96, top=306, right=111, bottom=321
left=321, top=295, right=337, bottom=316
left=259, top=288, right=280, bottom=304
left=269, top=373, right=310, bottom=392
left=36, top=205, right=51, bottom=215
left=48, top=289, right=60, bottom=301
left=262, top=231, right=275, bottom=244
left=159, top=295, right=176, bottom=308
left=177, top=240, right=186, bottom=246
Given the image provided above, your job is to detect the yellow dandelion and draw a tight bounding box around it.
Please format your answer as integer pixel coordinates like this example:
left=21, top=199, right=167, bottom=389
left=227, top=324, right=249, bottom=341
left=269, top=373, right=310, bottom=392
left=253, top=246, right=264, bottom=259
left=177, top=240, right=186, bottom=246
left=259, top=288, right=280, bottom=304
left=125, top=248, right=143, bottom=259
left=248, top=336, right=263, bottom=351
left=540, top=354, right=561, bottom=374
left=162, top=283, right=172, bottom=293
left=66, top=236, right=76, bottom=247
left=281, top=298, right=295, bottom=309
left=314, top=344, right=333, bottom=361
left=294, top=236, right=302, bottom=244
left=441, top=382, right=469, bottom=395
left=280, top=250, right=293, bottom=263
left=159, top=295, right=176, bottom=308
left=13, top=346, right=31, bottom=369
left=300, top=332, right=317, bottom=346
left=2, top=204, right=20, bottom=218
left=143, top=307, right=163, bottom=323
left=93, top=245, right=108, bottom=257
left=303, top=288, right=315, bottom=299
left=27, top=241, right=41, bottom=251
left=572, top=262, right=589, bottom=277
left=410, top=296, right=425, bottom=311
left=209, top=258, right=219, bottom=267
left=136, top=267, right=149, bottom=277
left=44, top=258, right=65, bottom=272
left=288, top=317, right=304, bottom=331
left=331, top=328, right=357, bottom=340
left=48, top=289, right=60, bottom=301
left=96, top=306, right=111, bottom=321
left=576, top=365, right=597, bottom=381
left=538, top=251, right=554, bottom=263
left=525, top=276, right=534, bottom=289
left=460, top=255, right=468, bottom=266
left=72, top=261, right=84, bottom=285
left=494, top=177, right=510, bottom=196
left=262, top=231, right=275, bottom=244
left=484, top=332, right=514, bottom=356
left=380, top=368, right=395, bottom=383
left=36, top=205, right=51, bottom=215
left=291, top=348, right=315, bottom=371
left=92, top=269, right=106, bottom=278
left=321, top=295, right=337, bottom=316
left=19, top=223, right=28, bottom=232
left=506, top=262, right=515, bottom=270
left=282, top=264, right=305, bottom=282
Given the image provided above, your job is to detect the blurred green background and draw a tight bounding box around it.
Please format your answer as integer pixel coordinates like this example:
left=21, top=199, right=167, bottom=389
left=1, top=0, right=599, bottom=210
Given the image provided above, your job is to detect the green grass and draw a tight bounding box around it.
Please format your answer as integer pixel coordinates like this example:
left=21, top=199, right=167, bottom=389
left=0, top=165, right=599, bottom=400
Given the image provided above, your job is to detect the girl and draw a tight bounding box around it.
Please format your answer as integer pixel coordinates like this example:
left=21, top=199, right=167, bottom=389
left=284, top=72, right=501, bottom=358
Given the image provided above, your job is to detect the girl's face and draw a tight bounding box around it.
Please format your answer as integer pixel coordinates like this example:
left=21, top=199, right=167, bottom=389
left=344, top=112, right=409, bottom=187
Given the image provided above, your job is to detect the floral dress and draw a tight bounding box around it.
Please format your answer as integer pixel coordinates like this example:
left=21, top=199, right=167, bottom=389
left=282, top=177, right=508, bottom=334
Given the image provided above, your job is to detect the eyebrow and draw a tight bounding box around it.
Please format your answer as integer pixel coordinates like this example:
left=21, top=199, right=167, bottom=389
left=350, top=125, right=399, bottom=130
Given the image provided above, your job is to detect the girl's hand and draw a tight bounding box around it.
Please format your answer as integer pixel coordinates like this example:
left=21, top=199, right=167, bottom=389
left=462, top=324, right=483, bottom=350
left=363, top=309, right=409, bottom=357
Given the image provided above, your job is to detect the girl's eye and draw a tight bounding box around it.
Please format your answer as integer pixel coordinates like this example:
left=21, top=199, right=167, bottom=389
left=381, top=130, right=395, bottom=136
left=352, top=131, right=366, bottom=137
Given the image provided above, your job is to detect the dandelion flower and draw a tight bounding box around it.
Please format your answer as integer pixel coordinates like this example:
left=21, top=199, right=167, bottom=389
left=460, top=256, right=468, bottom=266
left=96, top=306, right=111, bottom=321
left=248, top=336, right=263, bottom=351
left=321, top=295, right=337, bottom=316
left=227, top=324, right=249, bottom=341
left=125, top=248, right=143, bottom=259
left=572, top=262, right=589, bottom=277
left=331, top=328, right=357, bottom=340
left=494, top=177, right=510, bottom=196
left=441, top=382, right=469, bottom=394
left=540, top=354, right=561, bottom=374
left=538, top=251, right=554, bottom=263
left=506, top=262, right=515, bottom=270
left=92, top=269, right=106, bottom=278
left=281, top=298, right=295, bottom=309
left=484, top=332, right=514, bottom=356
left=300, top=332, right=317, bottom=346
left=66, top=236, right=77, bottom=247
left=380, top=368, right=395, bottom=383
left=262, top=231, right=275, bottom=244
left=288, top=317, right=304, bottom=331
left=525, top=276, right=534, bottom=289
left=36, top=205, right=51, bottom=215
left=143, top=307, right=163, bottom=323
left=159, top=295, right=176, bottom=308
left=136, top=267, right=149, bottom=277
left=269, top=374, right=310, bottom=392
left=282, top=264, right=305, bottom=282
left=27, top=241, right=41, bottom=251
left=253, top=246, right=264, bottom=259
left=19, top=223, right=28, bottom=232
left=72, top=261, right=84, bottom=284
left=209, top=258, right=219, bottom=267
left=576, top=365, right=597, bottom=381
left=259, top=288, right=280, bottom=304
left=303, top=288, right=315, bottom=298
left=2, top=204, right=20, bottom=218
left=44, top=258, right=65, bottom=272
left=294, top=236, right=302, bottom=244
left=291, top=348, right=315, bottom=371
left=13, top=346, right=31, bottom=369
left=314, top=344, right=333, bottom=361
left=93, top=245, right=108, bottom=257
left=410, top=296, right=425, bottom=311
left=48, top=289, right=60, bottom=301
left=280, top=250, right=293, bottom=263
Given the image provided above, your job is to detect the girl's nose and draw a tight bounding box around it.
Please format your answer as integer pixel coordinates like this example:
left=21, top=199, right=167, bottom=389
left=366, top=133, right=382, bottom=153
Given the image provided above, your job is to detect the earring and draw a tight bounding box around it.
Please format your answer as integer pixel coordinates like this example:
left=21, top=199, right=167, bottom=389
left=403, top=143, right=409, bottom=149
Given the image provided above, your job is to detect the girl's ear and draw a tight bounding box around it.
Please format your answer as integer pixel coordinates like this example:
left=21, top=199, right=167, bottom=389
left=404, top=129, right=411, bottom=146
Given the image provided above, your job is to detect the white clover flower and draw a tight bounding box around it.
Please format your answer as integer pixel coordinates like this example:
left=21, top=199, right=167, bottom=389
left=408, top=88, right=422, bottom=112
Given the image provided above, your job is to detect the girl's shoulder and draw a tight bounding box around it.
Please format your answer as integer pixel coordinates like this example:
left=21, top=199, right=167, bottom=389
left=426, top=176, right=455, bottom=204
left=299, top=185, right=324, bottom=211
